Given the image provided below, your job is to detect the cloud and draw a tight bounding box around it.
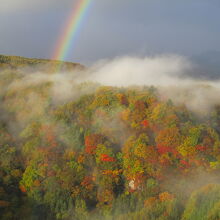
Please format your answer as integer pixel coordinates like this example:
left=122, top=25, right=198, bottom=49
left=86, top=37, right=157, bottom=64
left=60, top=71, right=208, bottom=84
left=84, top=55, right=193, bottom=86
left=4, top=54, right=220, bottom=116
left=80, top=55, right=220, bottom=115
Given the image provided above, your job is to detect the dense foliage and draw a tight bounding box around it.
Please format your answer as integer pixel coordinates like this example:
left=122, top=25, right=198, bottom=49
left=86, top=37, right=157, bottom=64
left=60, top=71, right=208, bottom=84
left=1, top=56, right=220, bottom=220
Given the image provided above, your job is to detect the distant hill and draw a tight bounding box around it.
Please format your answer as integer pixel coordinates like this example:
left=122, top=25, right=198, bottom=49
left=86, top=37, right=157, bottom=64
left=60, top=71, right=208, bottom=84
left=0, top=54, right=84, bottom=72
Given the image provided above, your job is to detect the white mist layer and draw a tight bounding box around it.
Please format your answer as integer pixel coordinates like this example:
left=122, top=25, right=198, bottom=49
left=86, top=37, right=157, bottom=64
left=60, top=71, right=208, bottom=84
left=6, top=54, right=220, bottom=115
left=83, top=55, right=220, bottom=115
left=85, top=55, right=193, bottom=87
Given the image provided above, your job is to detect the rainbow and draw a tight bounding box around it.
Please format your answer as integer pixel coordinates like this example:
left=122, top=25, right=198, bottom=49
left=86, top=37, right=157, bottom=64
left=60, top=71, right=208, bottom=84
left=52, top=0, right=92, bottom=62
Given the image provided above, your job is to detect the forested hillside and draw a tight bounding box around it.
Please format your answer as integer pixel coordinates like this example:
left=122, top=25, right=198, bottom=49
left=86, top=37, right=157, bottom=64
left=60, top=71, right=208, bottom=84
left=0, top=55, right=83, bottom=72
left=1, top=56, right=220, bottom=220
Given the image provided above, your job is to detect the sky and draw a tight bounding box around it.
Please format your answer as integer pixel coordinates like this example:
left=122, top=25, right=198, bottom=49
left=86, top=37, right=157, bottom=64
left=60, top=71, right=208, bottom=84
left=0, top=0, right=220, bottom=64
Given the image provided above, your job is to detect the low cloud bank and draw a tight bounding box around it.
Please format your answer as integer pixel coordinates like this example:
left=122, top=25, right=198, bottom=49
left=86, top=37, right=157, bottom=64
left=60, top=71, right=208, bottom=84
left=82, top=55, right=220, bottom=115
left=4, top=54, right=220, bottom=116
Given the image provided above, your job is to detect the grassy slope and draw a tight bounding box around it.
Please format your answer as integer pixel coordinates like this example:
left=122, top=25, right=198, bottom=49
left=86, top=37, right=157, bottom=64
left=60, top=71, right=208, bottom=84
left=0, top=54, right=84, bottom=72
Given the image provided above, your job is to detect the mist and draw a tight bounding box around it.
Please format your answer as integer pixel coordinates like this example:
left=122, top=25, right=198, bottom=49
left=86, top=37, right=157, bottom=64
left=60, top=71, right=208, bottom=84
left=84, top=55, right=220, bottom=115
left=6, top=54, right=220, bottom=116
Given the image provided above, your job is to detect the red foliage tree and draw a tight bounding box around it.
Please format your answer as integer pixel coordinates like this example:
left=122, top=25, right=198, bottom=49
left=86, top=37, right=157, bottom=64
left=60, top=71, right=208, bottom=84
left=180, top=160, right=190, bottom=168
left=157, top=144, right=173, bottom=155
left=85, top=134, right=103, bottom=154
left=141, top=119, right=149, bottom=127
left=196, top=145, right=207, bottom=152
left=100, top=154, right=115, bottom=162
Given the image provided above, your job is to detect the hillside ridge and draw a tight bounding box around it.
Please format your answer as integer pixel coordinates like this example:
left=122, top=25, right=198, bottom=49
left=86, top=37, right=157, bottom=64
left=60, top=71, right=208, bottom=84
left=0, top=54, right=84, bottom=71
